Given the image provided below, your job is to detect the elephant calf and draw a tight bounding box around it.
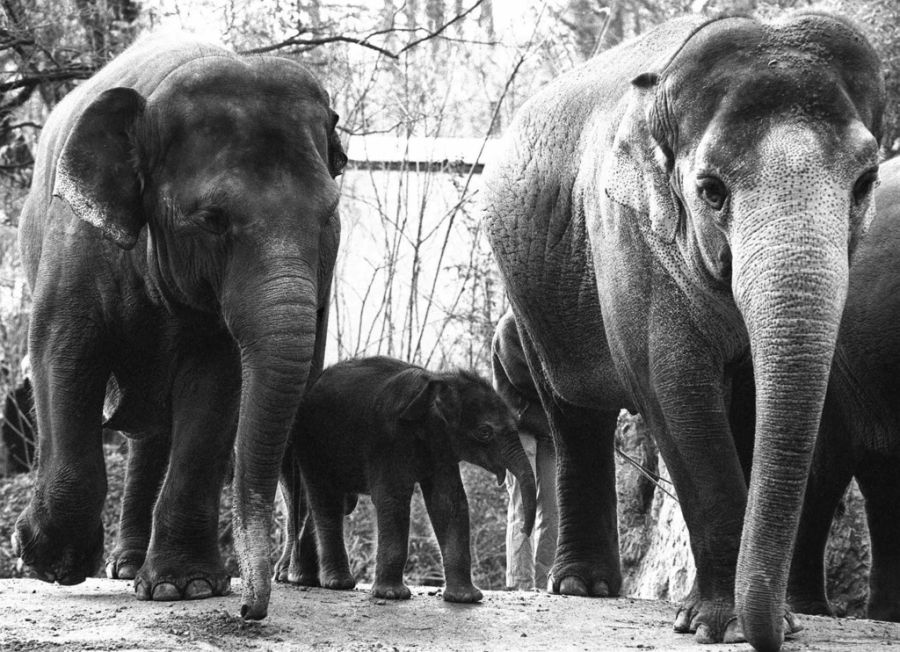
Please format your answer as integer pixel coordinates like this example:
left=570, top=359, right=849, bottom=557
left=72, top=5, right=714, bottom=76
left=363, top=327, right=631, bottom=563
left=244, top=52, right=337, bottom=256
left=275, top=356, right=537, bottom=603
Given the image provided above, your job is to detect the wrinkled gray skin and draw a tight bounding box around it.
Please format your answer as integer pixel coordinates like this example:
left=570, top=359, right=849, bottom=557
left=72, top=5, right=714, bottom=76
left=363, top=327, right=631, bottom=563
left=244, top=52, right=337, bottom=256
left=483, top=12, right=883, bottom=652
left=12, top=36, right=344, bottom=621
left=274, top=356, right=536, bottom=603
left=778, top=155, right=900, bottom=621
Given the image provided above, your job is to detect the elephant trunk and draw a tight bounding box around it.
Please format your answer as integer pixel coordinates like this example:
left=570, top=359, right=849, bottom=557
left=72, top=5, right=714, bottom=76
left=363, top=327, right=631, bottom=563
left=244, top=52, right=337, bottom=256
left=732, top=205, right=848, bottom=652
left=501, top=432, right=537, bottom=536
left=225, top=268, right=320, bottom=620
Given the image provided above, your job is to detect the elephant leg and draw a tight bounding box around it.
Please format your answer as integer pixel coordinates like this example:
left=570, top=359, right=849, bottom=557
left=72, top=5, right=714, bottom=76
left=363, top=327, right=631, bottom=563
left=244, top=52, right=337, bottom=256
left=274, top=445, right=303, bottom=583
left=513, top=326, right=621, bottom=597
left=297, top=506, right=320, bottom=586
left=543, top=400, right=621, bottom=598
left=787, top=403, right=853, bottom=616
left=420, top=470, right=482, bottom=603
left=134, top=345, right=239, bottom=602
left=12, top=309, right=109, bottom=585
left=370, top=479, right=415, bottom=600
left=857, top=453, right=900, bottom=622
left=107, top=434, right=171, bottom=579
left=274, top=450, right=320, bottom=586
left=646, top=353, right=750, bottom=644
left=305, top=476, right=354, bottom=590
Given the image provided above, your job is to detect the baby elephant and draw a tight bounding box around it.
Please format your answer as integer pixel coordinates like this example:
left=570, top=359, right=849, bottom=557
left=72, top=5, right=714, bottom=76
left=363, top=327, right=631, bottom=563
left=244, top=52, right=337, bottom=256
left=277, top=356, right=537, bottom=602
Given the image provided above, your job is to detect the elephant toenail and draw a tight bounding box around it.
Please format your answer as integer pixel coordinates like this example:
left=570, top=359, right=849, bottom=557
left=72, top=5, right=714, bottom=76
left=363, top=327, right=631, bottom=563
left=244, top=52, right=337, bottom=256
left=559, top=576, right=587, bottom=596
left=117, top=564, right=139, bottom=580
left=151, top=583, right=182, bottom=601
left=723, top=618, right=745, bottom=644
left=184, top=580, right=214, bottom=600
left=695, top=623, right=715, bottom=644
left=134, top=578, right=151, bottom=600
left=591, top=580, right=610, bottom=597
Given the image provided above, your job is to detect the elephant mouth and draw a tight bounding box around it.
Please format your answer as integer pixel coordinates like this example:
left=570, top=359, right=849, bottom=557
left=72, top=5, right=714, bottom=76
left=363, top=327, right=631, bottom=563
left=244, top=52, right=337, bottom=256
left=494, top=469, right=506, bottom=486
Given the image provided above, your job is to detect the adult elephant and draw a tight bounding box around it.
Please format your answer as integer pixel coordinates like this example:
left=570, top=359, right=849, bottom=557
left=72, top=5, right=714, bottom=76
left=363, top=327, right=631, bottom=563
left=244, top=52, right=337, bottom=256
left=483, top=11, right=883, bottom=652
left=786, top=155, right=900, bottom=621
left=12, top=36, right=345, bottom=621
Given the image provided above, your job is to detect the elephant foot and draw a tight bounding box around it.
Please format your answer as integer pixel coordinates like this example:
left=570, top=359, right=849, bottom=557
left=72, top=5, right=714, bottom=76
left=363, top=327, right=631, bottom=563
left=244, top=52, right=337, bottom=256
left=674, top=593, right=802, bottom=644
left=296, top=572, right=321, bottom=587
left=12, top=506, right=104, bottom=585
left=106, top=547, right=146, bottom=580
left=320, top=571, right=355, bottom=591
left=549, top=560, right=619, bottom=597
left=674, top=594, right=743, bottom=644
left=443, top=583, right=483, bottom=603
left=372, top=580, right=412, bottom=600
left=273, top=549, right=320, bottom=586
left=134, top=557, right=231, bottom=601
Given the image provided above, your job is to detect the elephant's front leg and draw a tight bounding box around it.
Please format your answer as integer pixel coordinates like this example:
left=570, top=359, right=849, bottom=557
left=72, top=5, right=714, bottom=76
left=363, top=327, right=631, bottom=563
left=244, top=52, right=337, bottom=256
left=12, top=310, right=109, bottom=585
left=370, top=478, right=416, bottom=600
left=787, top=404, right=854, bottom=617
left=134, top=344, right=239, bottom=602
left=420, top=469, right=482, bottom=603
left=107, top=434, right=171, bottom=580
left=646, top=351, right=751, bottom=644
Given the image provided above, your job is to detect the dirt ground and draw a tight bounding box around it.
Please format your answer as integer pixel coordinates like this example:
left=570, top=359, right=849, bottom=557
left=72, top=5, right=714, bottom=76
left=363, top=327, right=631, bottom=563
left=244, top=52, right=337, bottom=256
left=0, top=578, right=899, bottom=651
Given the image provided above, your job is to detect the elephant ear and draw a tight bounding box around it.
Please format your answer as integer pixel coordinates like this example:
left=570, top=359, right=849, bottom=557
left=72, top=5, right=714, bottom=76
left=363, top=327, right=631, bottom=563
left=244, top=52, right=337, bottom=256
left=327, top=111, right=348, bottom=178
left=53, top=87, right=147, bottom=250
left=602, top=72, right=681, bottom=243
left=375, top=367, right=434, bottom=423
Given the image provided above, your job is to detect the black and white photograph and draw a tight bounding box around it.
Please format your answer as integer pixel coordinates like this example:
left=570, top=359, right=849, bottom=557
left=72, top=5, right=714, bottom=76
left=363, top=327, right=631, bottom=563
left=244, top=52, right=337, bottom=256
left=1, top=1, right=899, bottom=649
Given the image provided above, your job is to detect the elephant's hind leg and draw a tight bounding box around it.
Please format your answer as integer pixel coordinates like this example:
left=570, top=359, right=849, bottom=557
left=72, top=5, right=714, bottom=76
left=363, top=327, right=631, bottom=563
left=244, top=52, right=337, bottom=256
left=107, top=434, right=171, bottom=580
left=545, top=401, right=622, bottom=598
left=274, top=449, right=320, bottom=586
left=134, top=341, right=239, bottom=602
left=857, top=452, right=900, bottom=622
left=305, top=477, right=355, bottom=591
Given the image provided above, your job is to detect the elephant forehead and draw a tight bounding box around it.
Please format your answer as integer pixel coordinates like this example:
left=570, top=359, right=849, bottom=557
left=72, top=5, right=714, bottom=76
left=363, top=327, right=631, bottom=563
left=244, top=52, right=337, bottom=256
left=156, top=54, right=328, bottom=106
left=693, top=110, right=878, bottom=184
left=664, top=15, right=882, bottom=157
left=150, top=93, right=329, bottom=179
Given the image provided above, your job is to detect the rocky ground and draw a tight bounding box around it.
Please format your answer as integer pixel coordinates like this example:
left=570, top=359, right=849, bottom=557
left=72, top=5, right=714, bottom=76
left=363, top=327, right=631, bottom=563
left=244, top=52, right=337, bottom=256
left=0, top=577, right=898, bottom=651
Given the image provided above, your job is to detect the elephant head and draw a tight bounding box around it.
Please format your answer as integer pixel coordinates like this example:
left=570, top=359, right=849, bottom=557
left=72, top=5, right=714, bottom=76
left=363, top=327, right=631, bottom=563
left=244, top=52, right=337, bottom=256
left=605, top=12, right=884, bottom=651
left=52, top=54, right=347, bottom=619
left=392, top=368, right=538, bottom=535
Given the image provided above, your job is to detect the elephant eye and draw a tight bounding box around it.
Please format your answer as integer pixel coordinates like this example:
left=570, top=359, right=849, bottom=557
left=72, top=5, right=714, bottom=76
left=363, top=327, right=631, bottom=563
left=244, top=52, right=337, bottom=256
left=697, top=176, right=728, bottom=211
left=853, top=168, right=879, bottom=205
left=472, top=424, right=493, bottom=443
left=191, top=208, right=228, bottom=235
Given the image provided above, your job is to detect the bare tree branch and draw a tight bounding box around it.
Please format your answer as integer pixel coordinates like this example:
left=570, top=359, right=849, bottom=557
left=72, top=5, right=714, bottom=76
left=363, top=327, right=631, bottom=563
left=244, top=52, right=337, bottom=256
left=0, top=65, right=96, bottom=93
left=394, top=0, right=485, bottom=57
left=241, top=33, right=399, bottom=59
left=241, top=0, right=486, bottom=60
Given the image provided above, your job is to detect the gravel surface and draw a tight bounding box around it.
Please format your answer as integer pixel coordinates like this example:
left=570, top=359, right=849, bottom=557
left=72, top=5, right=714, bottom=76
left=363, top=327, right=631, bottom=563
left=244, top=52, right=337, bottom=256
left=1, top=578, right=899, bottom=651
